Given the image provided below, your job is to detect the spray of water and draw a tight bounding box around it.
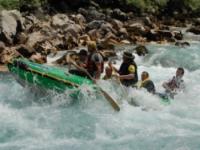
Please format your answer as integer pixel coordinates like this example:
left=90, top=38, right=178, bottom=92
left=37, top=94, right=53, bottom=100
left=1, top=42, right=200, bottom=149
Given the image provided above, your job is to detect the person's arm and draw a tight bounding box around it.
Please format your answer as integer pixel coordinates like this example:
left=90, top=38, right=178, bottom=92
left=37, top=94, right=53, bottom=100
left=77, top=61, right=87, bottom=68
left=68, top=59, right=85, bottom=72
left=108, top=61, right=118, bottom=73
left=119, top=64, right=135, bottom=80
left=162, top=77, right=174, bottom=91
left=144, top=81, right=156, bottom=94
left=162, top=82, right=170, bottom=90
left=92, top=53, right=104, bottom=80
left=94, top=62, right=102, bottom=79
left=119, top=74, right=134, bottom=80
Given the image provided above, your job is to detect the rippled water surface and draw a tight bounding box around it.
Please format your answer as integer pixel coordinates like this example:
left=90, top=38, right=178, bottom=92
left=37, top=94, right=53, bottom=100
left=1, top=42, right=200, bottom=150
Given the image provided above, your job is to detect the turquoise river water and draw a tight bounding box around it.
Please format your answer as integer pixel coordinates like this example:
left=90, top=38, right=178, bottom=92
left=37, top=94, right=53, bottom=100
left=0, top=42, right=200, bottom=150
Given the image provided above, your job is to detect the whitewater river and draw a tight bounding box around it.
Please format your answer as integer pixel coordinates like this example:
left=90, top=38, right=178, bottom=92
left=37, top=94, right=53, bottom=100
left=0, top=42, right=200, bottom=150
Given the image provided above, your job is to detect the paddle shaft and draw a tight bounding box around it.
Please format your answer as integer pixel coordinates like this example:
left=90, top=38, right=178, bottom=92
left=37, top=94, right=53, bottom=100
left=68, top=58, right=120, bottom=111
left=13, top=60, right=80, bottom=88
left=29, top=67, right=80, bottom=87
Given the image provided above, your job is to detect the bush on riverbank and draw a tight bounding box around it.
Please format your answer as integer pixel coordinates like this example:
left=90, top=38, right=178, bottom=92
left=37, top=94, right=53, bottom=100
left=126, top=0, right=200, bottom=15
left=0, top=0, right=200, bottom=16
left=0, top=0, right=19, bottom=10
left=0, top=0, right=43, bottom=10
left=126, top=0, right=168, bottom=13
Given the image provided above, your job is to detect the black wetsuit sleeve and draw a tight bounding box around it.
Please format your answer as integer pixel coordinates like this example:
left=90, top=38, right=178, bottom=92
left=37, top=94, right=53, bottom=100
left=143, top=80, right=156, bottom=93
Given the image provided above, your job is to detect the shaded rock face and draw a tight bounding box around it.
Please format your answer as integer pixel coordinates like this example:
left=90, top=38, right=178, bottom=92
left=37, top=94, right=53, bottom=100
left=30, top=53, right=47, bottom=64
left=0, top=42, right=5, bottom=54
left=194, top=18, right=200, bottom=26
left=134, top=45, right=148, bottom=56
left=51, top=14, right=69, bottom=28
left=16, top=45, right=34, bottom=58
left=187, top=26, right=200, bottom=35
left=13, top=32, right=29, bottom=44
left=175, top=41, right=190, bottom=47
left=86, top=20, right=105, bottom=31
left=26, top=32, right=46, bottom=48
left=162, top=0, right=192, bottom=17
left=0, top=52, right=13, bottom=64
left=145, top=30, right=178, bottom=42
left=87, top=29, right=100, bottom=41
left=0, top=3, right=194, bottom=68
left=111, top=19, right=124, bottom=31
left=174, top=31, right=183, bottom=40
left=64, top=24, right=83, bottom=39
left=112, top=8, right=128, bottom=21
left=100, top=50, right=117, bottom=61
left=94, top=0, right=121, bottom=7
left=71, top=14, right=86, bottom=26
left=0, top=10, right=24, bottom=45
left=47, top=0, right=90, bottom=11
left=126, top=22, right=146, bottom=36
left=19, top=2, right=39, bottom=14
left=34, top=40, right=54, bottom=55
left=87, top=7, right=106, bottom=22
left=78, top=7, right=105, bottom=22
left=63, top=33, right=79, bottom=50
left=0, top=33, right=12, bottom=45
left=100, top=22, right=116, bottom=36
left=0, top=48, right=16, bottom=64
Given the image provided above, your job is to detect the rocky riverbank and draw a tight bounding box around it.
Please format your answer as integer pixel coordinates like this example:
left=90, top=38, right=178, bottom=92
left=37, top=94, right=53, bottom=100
left=0, top=5, right=200, bottom=71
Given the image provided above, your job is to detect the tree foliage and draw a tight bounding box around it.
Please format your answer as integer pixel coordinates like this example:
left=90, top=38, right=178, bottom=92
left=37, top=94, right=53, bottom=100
left=0, top=0, right=200, bottom=15
left=0, top=0, right=20, bottom=10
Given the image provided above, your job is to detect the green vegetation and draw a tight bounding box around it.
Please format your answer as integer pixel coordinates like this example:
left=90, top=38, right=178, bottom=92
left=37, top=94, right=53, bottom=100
left=184, top=0, right=200, bottom=10
left=0, top=0, right=20, bottom=10
left=126, top=0, right=172, bottom=13
left=0, top=0, right=45, bottom=10
left=0, top=0, right=200, bottom=15
left=19, top=0, right=43, bottom=7
left=126, top=0, right=200, bottom=12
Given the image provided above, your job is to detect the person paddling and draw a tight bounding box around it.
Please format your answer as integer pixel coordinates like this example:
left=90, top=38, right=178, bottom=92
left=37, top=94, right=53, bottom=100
left=103, top=66, right=113, bottom=80
left=68, top=49, right=90, bottom=78
left=87, top=41, right=104, bottom=80
left=111, top=52, right=138, bottom=87
left=137, top=71, right=156, bottom=94
left=162, top=67, right=185, bottom=98
left=77, top=49, right=88, bottom=68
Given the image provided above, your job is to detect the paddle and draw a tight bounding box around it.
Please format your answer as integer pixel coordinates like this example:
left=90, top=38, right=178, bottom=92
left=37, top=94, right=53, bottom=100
left=107, top=61, right=128, bottom=97
left=10, top=59, right=80, bottom=88
left=68, top=58, right=120, bottom=111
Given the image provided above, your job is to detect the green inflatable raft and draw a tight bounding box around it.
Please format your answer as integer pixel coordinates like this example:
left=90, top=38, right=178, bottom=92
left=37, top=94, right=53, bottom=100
left=7, top=58, right=93, bottom=92
left=7, top=58, right=121, bottom=111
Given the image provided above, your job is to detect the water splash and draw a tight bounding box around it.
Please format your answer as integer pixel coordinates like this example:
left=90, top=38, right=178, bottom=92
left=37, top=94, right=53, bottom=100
left=1, top=42, right=200, bottom=150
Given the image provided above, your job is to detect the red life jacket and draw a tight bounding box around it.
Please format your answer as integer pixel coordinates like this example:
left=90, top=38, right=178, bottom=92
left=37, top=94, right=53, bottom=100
left=87, top=52, right=104, bottom=77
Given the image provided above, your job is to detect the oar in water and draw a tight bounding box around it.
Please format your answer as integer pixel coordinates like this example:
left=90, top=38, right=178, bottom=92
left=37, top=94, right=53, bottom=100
left=68, top=59, right=120, bottom=111
left=107, top=61, right=128, bottom=98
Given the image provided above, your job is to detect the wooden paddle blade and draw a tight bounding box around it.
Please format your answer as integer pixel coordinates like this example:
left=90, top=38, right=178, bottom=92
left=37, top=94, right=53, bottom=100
left=69, top=60, right=120, bottom=111
left=100, top=89, right=120, bottom=111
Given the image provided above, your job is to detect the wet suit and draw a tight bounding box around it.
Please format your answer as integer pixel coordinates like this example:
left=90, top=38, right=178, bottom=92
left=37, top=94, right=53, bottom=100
left=118, top=61, right=138, bottom=87
left=137, top=78, right=156, bottom=94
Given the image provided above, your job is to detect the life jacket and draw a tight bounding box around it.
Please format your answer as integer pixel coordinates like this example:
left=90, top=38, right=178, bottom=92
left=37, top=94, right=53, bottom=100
left=77, top=58, right=88, bottom=69
left=87, top=52, right=104, bottom=77
left=119, top=61, right=138, bottom=86
left=138, top=78, right=155, bottom=93
left=167, top=76, right=183, bottom=91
